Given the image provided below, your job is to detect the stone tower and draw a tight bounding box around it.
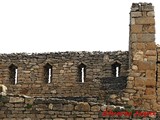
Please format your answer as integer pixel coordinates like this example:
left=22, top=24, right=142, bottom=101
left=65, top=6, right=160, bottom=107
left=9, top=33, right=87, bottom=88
left=126, top=3, right=158, bottom=110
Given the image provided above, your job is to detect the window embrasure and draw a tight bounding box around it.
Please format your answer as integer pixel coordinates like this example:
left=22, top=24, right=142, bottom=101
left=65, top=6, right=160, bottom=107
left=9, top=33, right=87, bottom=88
left=78, top=63, right=86, bottom=83
left=9, top=64, right=18, bottom=84
left=112, top=62, right=121, bottom=77
left=44, top=63, right=52, bottom=83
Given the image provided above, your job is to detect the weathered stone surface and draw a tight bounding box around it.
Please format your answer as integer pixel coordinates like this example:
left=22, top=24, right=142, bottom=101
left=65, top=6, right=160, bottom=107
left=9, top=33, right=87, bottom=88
left=133, top=51, right=143, bottom=61
left=63, top=104, right=74, bottom=111
left=142, top=25, right=155, bottom=33
left=131, top=18, right=135, bottom=25
left=75, top=102, right=90, bottom=112
left=132, top=65, right=138, bottom=71
left=145, top=87, right=156, bottom=95
left=135, top=17, right=155, bottom=25
left=131, top=25, right=142, bottom=33
left=131, top=12, right=142, bottom=17
left=145, top=50, right=156, bottom=56
left=9, top=97, right=24, bottom=103
left=0, top=84, right=7, bottom=96
left=90, top=105, right=100, bottom=112
left=147, top=11, right=154, bottom=16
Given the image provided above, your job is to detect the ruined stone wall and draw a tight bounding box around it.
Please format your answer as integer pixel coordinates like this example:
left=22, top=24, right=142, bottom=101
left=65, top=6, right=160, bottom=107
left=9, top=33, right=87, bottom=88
left=0, top=94, right=157, bottom=120
left=0, top=51, right=128, bottom=100
left=125, top=3, right=160, bottom=111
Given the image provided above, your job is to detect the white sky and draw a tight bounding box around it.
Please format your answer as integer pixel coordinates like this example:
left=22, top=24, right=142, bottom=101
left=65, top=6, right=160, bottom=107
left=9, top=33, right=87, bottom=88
left=0, top=0, right=160, bottom=53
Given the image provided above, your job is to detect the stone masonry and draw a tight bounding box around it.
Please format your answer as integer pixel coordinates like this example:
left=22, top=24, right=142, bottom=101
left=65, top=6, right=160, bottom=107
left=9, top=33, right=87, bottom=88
left=0, top=52, right=128, bottom=101
left=125, top=2, right=159, bottom=111
left=2, top=2, right=160, bottom=120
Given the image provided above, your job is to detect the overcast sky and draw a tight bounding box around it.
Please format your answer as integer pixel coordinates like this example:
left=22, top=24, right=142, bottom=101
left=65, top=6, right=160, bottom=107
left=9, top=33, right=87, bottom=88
left=0, top=0, right=160, bottom=53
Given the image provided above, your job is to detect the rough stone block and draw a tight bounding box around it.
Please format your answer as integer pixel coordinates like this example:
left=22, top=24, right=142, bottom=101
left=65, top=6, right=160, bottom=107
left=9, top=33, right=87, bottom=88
left=131, top=25, right=142, bottom=33
left=145, top=87, right=156, bottom=95
left=145, top=79, right=156, bottom=87
left=133, top=51, right=144, bottom=61
left=142, top=25, right=155, bottom=33
left=137, top=43, right=145, bottom=50
left=146, top=42, right=156, bottom=49
left=142, top=95, right=156, bottom=99
left=131, top=12, right=142, bottom=17
left=91, top=105, right=100, bottom=112
left=135, top=17, right=155, bottom=25
left=147, top=11, right=155, bottom=17
left=131, top=18, right=135, bottom=25
left=9, top=97, right=24, bottom=103
left=141, top=5, right=154, bottom=11
left=63, top=104, right=74, bottom=111
left=146, top=70, right=155, bottom=78
left=145, top=50, right=156, bottom=56
left=75, top=102, right=90, bottom=112
left=134, top=79, right=145, bottom=87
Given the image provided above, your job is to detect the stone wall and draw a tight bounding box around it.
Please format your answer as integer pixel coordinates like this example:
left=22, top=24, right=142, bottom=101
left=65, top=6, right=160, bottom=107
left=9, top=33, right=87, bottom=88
left=3, top=2, right=160, bottom=119
left=0, top=51, right=128, bottom=100
left=125, top=2, right=160, bottom=111
left=0, top=94, right=157, bottom=120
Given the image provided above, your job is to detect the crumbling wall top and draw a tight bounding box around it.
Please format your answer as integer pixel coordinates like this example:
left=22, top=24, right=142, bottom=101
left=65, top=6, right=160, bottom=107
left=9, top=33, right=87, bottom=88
left=131, top=2, right=154, bottom=12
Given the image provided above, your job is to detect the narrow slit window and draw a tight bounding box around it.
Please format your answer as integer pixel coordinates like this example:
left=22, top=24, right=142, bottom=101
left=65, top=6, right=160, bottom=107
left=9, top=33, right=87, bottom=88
left=15, top=68, right=18, bottom=84
left=48, top=68, right=52, bottom=84
left=9, top=64, right=18, bottom=84
left=44, top=63, right=52, bottom=83
left=78, top=63, right=86, bottom=83
left=81, top=67, right=84, bottom=83
left=116, top=66, right=119, bottom=77
left=112, top=62, right=121, bottom=77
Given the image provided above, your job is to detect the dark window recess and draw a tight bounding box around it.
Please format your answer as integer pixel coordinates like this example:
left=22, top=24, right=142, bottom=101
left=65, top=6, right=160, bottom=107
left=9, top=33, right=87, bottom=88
left=112, top=62, right=121, bottom=77
left=78, top=63, right=86, bottom=83
left=44, top=63, right=52, bottom=83
left=9, top=64, right=18, bottom=84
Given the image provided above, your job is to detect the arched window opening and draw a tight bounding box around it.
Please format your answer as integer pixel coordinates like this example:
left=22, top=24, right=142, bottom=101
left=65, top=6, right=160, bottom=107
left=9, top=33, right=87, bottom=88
left=112, top=62, right=121, bottom=77
left=78, top=63, right=86, bottom=83
left=9, top=64, right=18, bottom=84
left=44, top=63, right=52, bottom=83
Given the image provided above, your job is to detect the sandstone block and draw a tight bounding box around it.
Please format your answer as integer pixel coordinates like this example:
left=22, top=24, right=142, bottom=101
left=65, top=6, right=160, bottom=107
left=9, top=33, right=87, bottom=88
left=141, top=5, right=154, bottom=11
left=91, top=105, right=100, bottom=112
left=146, top=42, right=156, bottom=49
left=146, top=70, right=155, bottom=78
left=131, top=12, right=142, bottom=17
left=145, top=87, right=156, bottom=95
left=63, top=104, right=74, bottom=111
left=110, top=94, right=117, bottom=99
left=145, top=79, right=156, bottom=87
left=138, top=61, right=155, bottom=70
left=137, top=43, right=145, bottom=50
left=25, top=97, right=34, bottom=104
left=142, top=25, right=155, bottom=33
left=135, top=17, right=155, bottom=25
left=10, top=97, right=24, bottom=103
left=128, top=76, right=134, bottom=81
left=75, top=102, right=90, bottom=112
left=132, top=65, right=138, bottom=71
left=131, top=18, right=135, bottom=25
left=0, top=84, right=7, bottom=96
left=134, top=79, right=145, bottom=87
left=121, top=97, right=129, bottom=101
left=100, top=105, right=106, bottom=111
left=131, top=25, right=142, bottom=33
left=142, top=95, right=156, bottom=99
left=147, top=11, right=155, bottom=17
left=143, top=102, right=151, bottom=110
left=145, top=50, right=156, bottom=56
left=133, top=51, right=143, bottom=61
left=125, top=89, right=136, bottom=93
